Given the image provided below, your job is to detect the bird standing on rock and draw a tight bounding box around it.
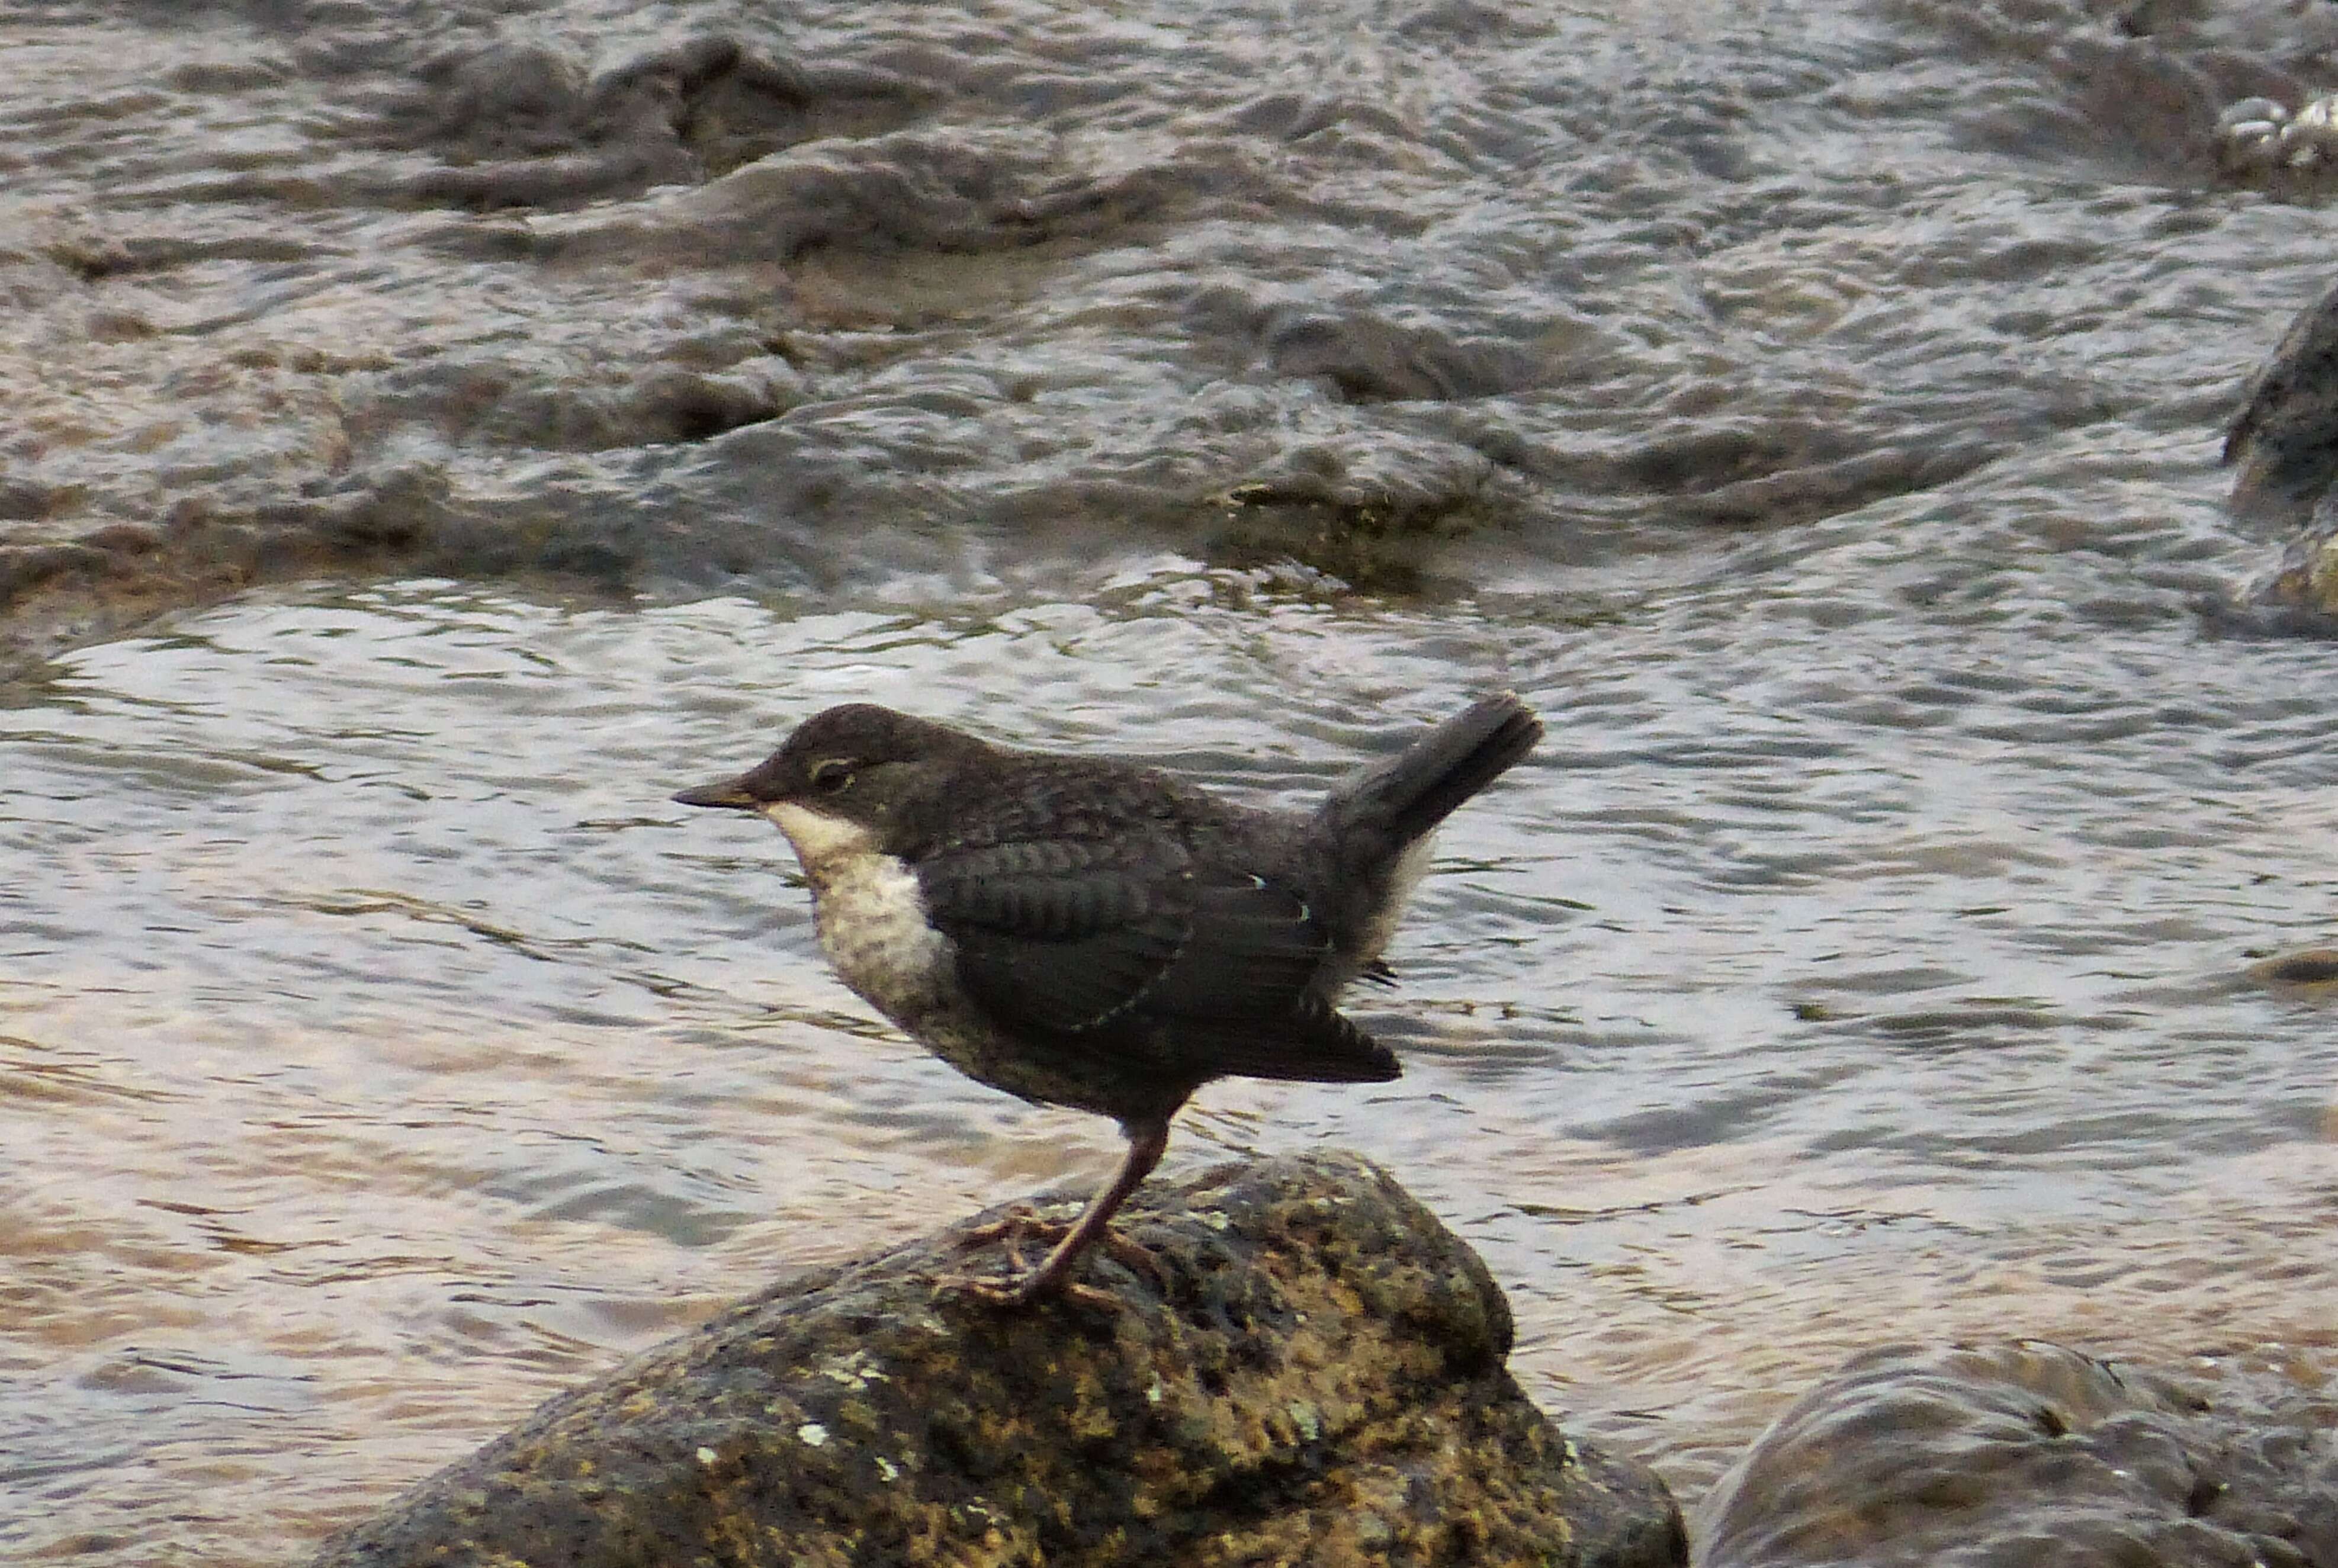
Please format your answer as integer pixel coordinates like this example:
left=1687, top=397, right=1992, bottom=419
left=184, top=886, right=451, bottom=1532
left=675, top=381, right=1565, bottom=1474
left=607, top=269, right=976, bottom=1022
left=673, top=692, right=1542, bottom=1307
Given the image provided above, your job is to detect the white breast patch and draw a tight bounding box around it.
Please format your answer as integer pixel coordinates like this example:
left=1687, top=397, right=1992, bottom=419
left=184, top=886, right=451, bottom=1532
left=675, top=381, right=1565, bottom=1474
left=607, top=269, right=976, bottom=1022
left=765, top=802, right=953, bottom=1027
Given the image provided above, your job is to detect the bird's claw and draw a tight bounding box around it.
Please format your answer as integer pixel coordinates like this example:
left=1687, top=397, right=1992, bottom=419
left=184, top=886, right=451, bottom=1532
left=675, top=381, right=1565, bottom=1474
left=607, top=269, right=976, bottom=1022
left=933, top=1269, right=1121, bottom=1311
left=1092, top=1228, right=1168, bottom=1290
left=939, top=1205, right=1164, bottom=1307
left=952, top=1203, right=1060, bottom=1261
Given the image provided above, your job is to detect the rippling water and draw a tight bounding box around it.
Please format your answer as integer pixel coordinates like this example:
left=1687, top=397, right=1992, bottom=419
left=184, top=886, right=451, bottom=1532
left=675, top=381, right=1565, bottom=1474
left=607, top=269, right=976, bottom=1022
left=10, top=0, right=2338, bottom=1559
left=7, top=561, right=2336, bottom=1560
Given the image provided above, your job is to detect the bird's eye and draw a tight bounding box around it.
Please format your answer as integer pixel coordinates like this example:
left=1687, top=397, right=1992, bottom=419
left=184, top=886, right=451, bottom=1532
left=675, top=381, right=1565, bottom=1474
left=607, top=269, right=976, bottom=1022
left=808, top=759, right=854, bottom=795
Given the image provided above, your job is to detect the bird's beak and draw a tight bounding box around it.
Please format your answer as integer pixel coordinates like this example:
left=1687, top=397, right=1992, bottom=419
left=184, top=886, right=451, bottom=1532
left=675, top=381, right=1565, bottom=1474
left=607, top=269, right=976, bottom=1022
left=673, top=776, right=763, bottom=811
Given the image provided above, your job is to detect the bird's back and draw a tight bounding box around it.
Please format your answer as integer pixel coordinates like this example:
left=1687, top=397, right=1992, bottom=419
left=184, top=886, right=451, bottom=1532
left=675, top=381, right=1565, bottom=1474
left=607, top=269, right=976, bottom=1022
left=894, top=749, right=1395, bottom=1111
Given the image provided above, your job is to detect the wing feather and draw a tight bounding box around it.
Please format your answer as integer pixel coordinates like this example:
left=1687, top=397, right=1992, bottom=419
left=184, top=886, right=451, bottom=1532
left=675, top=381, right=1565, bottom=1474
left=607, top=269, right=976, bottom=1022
left=916, top=838, right=1397, bottom=1084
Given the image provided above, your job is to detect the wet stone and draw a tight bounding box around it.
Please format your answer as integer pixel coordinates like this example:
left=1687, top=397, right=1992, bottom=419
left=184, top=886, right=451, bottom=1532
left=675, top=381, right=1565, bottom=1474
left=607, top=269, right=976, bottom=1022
left=1696, top=1342, right=2338, bottom=1568
left=2220, top=275, right=2338, bottom=624
left=2226, top=275, right=2338, bottom=534
left=2246, top=949, right=2338, bottom=993
left=307, top=1151, right=1687, bottom=1568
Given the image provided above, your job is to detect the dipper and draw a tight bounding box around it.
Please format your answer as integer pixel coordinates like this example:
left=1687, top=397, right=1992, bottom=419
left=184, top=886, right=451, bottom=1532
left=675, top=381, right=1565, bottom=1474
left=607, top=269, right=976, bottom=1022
left=674, top=692, right=1541, bottom=1306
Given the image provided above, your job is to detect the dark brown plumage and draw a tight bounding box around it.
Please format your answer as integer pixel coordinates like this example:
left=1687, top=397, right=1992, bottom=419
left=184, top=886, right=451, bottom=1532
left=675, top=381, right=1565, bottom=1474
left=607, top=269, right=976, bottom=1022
left=675, top=692, right=1540, bottom=1305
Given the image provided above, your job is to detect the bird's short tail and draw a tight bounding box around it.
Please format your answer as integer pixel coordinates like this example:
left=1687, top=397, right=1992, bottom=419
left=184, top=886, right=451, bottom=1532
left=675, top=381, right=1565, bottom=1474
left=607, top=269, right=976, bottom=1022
left=1314, top=692, right=1541, bottom=850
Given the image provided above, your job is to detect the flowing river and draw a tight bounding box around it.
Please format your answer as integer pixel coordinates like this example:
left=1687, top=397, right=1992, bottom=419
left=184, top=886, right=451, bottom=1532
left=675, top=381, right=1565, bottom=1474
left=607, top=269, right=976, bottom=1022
left=4, top=0, right=2336, bottom=1559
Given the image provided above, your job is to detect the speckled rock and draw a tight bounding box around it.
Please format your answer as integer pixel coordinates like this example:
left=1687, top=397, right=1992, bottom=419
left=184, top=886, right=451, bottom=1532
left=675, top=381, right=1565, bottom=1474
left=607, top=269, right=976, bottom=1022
left=309, top=1151, right=1686, bottom=1568
left=1695, top=1341, right=2338, bottom=1568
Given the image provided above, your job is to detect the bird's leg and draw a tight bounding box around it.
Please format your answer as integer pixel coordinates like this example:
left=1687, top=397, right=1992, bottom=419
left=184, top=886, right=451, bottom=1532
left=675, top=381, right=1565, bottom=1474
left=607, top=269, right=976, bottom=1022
left=941, top=1116, right=1171, bottom=1309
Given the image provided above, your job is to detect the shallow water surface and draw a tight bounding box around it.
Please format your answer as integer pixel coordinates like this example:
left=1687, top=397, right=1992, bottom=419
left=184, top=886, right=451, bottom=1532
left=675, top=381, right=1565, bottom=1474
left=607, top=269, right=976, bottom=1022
left=4, top=568, right=2334, bottom=1560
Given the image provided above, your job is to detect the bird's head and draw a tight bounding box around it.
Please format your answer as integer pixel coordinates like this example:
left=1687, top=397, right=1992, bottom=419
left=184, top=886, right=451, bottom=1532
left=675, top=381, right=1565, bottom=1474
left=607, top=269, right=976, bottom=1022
left=673, top=703, right=981, bottom=862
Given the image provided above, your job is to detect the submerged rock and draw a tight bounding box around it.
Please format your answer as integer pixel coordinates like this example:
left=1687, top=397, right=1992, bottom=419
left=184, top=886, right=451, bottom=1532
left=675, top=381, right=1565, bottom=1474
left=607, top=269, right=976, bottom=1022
left=308, top=1151, right=1685, bottom=1568
left=1696, top=1341, right=2338, bottom=1567
left=2247, top=948, right=2338, bottom=994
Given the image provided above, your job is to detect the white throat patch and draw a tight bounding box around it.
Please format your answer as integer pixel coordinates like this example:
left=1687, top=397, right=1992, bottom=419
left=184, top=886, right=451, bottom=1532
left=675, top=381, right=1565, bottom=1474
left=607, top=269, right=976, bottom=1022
left=764, top=801, right=876, bottom=873
left=760, top=800, right=950, bottom=1027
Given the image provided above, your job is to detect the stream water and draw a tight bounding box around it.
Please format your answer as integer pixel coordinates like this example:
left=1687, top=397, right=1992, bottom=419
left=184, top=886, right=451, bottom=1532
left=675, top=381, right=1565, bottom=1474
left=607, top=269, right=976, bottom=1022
left=7, top=561, right=2335, bottom=1557
left=5, top=0, right=2338, bottom=1559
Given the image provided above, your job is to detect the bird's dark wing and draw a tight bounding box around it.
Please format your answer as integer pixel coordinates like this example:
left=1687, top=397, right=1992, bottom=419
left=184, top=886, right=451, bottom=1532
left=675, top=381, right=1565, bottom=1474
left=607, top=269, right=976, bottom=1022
left=916, top=838, right=1397, bottom=1084
left=916, top=838, right=1196, bottom=1033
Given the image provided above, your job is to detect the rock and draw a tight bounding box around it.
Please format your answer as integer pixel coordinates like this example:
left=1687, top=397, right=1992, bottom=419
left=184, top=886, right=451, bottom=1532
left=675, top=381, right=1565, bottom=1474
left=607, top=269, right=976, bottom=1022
left=2227, top=275, right=2338, bottom=530
left=2247, top=949, right=2338, bottom=993
left=1695, top=1341, right=2338, bottom=1568
left=2220, top=274, right=2338, bottom=622
left=308, top=1151, right=1685, bottom=1568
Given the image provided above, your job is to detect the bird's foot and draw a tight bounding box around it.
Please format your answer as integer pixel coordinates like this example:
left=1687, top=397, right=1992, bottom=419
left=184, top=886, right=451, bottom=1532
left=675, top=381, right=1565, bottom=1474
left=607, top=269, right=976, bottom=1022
left=1091, top=1228, right=1167, bottom=1287
left=939, top=1205, right=1164, bottom=1307
left=952, top=1203, right=1061, bottom=1258
left=934, top=1267, right=1121, bottom=1312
